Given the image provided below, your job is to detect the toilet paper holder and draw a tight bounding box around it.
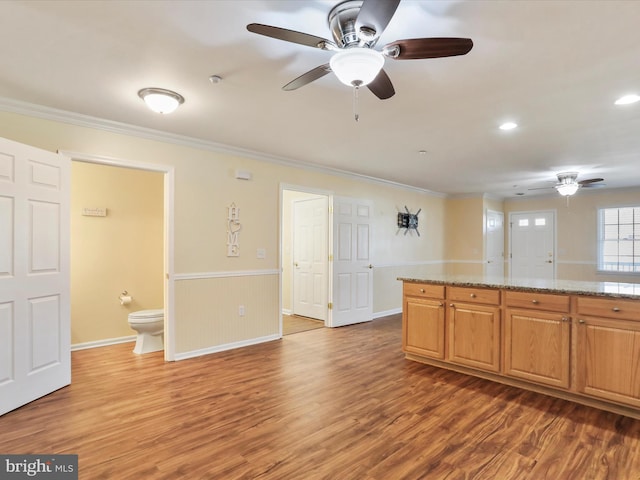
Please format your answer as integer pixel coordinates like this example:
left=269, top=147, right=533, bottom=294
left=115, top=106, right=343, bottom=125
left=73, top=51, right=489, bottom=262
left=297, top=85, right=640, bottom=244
left=119, top=290, right=132, bottom=305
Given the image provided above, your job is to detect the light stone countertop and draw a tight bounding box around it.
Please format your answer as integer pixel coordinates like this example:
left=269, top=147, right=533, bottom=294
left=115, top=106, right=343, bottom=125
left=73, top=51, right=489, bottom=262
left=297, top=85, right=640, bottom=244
left=398, top=274, right=640, bottom=300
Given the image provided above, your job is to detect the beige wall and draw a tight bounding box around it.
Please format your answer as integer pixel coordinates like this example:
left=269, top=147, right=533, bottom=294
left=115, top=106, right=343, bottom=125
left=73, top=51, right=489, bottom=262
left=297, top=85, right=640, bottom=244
left=0, top=110, right=447, bottom=356
left=504, top=188, right=640, bottom=282
left=445, top=196, right=485, bottom=275
left=71, top=162, right=164, bottom=344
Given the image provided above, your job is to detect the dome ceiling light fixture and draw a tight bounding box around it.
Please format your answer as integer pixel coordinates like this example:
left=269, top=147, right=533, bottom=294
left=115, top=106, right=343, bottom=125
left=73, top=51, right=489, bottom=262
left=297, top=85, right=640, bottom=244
left=138, top=87, right=184, bottom=114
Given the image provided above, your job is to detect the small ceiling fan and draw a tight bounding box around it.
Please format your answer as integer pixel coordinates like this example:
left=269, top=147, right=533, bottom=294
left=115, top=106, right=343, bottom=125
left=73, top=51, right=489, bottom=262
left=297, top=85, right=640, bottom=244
left=247, top=0, right=473, bottom=101
left=529, top=172, right=605, bottom=196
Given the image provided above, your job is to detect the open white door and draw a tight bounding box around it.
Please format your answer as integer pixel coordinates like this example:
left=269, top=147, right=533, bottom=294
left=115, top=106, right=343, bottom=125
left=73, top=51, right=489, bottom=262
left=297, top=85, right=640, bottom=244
left=330, top=197, right=373, bottom=327
left=0, top=137, right=70, bottom=416
left=293, top=196, right=328, bottom=321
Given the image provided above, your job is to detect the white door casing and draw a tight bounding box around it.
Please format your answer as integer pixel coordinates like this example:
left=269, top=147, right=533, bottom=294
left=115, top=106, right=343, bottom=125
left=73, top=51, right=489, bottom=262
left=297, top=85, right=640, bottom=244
left=0, top=137, right=70, bottom=416
left=509, top=210, right=556, bottom=280
left=485, top=210, right=504, bottom=277
left=293, top=196, right=328, bottom=321
left=330, top=197, right=373, bottom=327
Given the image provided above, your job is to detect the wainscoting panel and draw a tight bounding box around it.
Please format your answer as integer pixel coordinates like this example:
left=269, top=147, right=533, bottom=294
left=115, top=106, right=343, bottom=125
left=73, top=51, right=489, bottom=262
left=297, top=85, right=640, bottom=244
left=174, top=273, right=279, bottom=355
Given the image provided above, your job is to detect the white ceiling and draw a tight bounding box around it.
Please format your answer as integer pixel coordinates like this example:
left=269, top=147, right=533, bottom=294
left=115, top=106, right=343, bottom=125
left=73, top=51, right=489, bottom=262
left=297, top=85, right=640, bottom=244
left=1, top=0, right=639, bottom=198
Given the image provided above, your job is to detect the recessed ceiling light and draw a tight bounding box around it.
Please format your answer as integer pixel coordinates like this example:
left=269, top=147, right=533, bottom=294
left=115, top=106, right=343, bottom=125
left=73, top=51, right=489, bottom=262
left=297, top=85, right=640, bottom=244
left=499, top=122, right=518, bottom=130
left=615, top=94, right=640, bottom=105
left=418, top=150, right=427, bottom=155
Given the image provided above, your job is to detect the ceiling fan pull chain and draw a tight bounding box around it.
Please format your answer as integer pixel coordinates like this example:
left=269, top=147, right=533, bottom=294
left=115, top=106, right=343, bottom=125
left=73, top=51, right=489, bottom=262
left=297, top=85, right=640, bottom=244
left=353, top=84, right=360, bottom=122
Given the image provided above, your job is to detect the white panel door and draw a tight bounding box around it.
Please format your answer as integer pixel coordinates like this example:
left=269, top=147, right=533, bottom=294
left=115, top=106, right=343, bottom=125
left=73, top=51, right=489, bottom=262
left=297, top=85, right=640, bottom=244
left=485, top=210, right=504, bottom=277
left=510, top=211, right=555, bottom=280
left=293, top=196, right=328, bottom=321
left=330, top=197, right=373, bottom=327
left=0, top=137, right=70, bottom=416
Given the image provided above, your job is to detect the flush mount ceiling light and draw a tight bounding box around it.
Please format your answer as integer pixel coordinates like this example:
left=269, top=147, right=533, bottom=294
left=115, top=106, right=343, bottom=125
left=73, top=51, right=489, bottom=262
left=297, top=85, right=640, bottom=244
left=329, top=48, right=384, bottom=87
left=615, top=94, right=640, bottom=105
left=138, top=88, right=184, bottom=114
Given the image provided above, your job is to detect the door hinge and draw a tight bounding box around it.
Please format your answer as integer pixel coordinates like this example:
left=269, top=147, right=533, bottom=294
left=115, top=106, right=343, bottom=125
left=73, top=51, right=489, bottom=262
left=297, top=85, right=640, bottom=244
left=328, top=254, right=333, bottom=261
left=328, top=302, right=333, bottom=310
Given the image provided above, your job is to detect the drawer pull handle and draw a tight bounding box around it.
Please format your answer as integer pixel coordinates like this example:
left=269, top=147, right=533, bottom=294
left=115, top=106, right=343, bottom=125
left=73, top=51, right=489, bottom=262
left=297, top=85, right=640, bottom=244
left=532, top=299, right=539, bottom=304
left=470, top=293, right=476, bottom=298
left=420, top=288, right=425, bottom=293
left=612, top=307, right=621, bottom=312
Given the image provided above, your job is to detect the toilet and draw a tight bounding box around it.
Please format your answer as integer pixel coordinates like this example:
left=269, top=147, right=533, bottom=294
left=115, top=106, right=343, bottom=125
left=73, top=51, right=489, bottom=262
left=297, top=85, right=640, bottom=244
left=128, top=309, right=164, bottom=354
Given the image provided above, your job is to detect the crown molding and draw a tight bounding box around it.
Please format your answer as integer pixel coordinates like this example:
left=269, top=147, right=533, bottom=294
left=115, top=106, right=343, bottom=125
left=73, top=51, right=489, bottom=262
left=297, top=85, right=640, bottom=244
left=0, top=96, right=443, bottom=197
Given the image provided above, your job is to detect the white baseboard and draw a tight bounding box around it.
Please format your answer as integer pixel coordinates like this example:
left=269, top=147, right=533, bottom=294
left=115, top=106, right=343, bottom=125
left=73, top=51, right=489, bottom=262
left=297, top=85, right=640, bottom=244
left=373, top=308, right=402, bottom=319
left=282, top=308, right=292, bottom=315
left=72, top=335, right=136, bottom=351
left=173, top=334, right=281, bottom=361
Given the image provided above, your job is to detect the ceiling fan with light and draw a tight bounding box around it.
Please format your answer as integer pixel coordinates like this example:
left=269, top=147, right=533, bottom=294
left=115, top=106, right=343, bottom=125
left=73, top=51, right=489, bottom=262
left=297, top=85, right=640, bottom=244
left=247, top=0, right=473, bottom=111
left=529, top=172, right=605, bottom=196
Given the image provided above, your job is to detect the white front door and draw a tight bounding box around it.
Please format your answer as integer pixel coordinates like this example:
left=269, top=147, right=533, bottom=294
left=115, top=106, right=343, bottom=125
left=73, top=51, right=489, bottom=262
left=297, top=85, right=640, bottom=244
left=485, top=210, right=504, bottom=277
left=293, top=196, right=328, bottom=321
left=330, top=197, right=373, bottom=327
left=0, top=137, right=70, bottom=416
left=510, top=210, right=555, bottom=280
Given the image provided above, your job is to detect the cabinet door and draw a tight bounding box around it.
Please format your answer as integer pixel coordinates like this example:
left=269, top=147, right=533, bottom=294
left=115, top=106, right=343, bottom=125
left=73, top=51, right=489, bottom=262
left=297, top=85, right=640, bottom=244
left=403, top=297, right=445, bottom=359
left=504, top=309, right=570, bottom=388
left=447, top=302, right=500, bottom=372
left=577, top=316, right=640, bottom=408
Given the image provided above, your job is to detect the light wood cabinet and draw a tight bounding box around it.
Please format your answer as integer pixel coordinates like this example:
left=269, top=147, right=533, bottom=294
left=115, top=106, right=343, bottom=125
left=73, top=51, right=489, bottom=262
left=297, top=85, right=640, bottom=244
left=402, top=280, right=640, bottom=418
left=402, top=284, right=445, bottom=359
left=576, top=297, right=640, bottom=408
left=503, top=291, right=571, bottom=388
left=448, top=293, right=501, bottom=373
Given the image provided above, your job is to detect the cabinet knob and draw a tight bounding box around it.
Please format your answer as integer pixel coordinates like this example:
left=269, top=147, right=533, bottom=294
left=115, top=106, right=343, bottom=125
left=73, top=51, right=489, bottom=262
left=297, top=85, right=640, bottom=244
left=470, top=293, right=476, bottom=298
left=561, top=316, right=570, bottom=322
left=439, top=302, right=444, bottom=307
left=420, top=288, right=425, bottom=293
left=612, top=307, right=621, bottom=312
left=578, top=319, right=586, bottom=324
left=449, top=303, right=455, bottom=308
left=532, top=299, right=539, bottom=304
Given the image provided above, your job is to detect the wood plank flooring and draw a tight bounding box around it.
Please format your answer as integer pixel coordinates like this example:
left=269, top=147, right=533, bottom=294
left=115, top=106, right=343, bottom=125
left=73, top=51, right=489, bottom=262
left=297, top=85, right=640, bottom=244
left=1, top=314, right=640, bottom=479
left=282, top=314, right=324, bottom=335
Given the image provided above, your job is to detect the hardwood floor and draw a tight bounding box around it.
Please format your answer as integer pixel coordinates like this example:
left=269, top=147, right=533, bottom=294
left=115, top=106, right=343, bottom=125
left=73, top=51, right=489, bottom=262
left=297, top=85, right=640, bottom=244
left=1, top=314, right=640, bottom=479
left=282, top=314, right=324, bottom=335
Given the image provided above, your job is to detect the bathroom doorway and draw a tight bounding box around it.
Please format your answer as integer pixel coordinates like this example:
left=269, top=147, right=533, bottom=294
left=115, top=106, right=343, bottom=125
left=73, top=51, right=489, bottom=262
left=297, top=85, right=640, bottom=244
left=281, top=186, right=331, bottom=335
left=66, top=152, right=175, bottom=360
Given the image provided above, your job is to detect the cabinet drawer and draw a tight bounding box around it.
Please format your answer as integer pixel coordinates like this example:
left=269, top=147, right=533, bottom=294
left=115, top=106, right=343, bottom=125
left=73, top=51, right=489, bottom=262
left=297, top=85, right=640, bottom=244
left=448, top=286, right=500, bottom=305
left=404, top=283, right=445, bottom=299
left=577, top=296, right=640, bottom=321
left=505, top=290, right=570, bottom=312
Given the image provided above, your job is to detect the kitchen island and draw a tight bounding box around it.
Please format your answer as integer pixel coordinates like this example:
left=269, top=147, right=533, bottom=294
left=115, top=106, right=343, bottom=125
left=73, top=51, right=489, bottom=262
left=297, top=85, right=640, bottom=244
left=399, top=274, right=640, bottom=418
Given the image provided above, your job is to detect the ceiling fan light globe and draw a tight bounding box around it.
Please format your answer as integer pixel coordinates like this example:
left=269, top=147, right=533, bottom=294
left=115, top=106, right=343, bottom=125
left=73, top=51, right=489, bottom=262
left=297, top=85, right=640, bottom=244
left=329, top=48, right=384, bottom=87
left=556, top=183, right=579, bottom=196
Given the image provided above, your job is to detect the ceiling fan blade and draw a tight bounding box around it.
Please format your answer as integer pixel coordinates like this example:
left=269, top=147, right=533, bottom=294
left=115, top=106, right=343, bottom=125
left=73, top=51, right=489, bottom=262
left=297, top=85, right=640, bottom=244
left=578, top=178, right=604, bottom=185
left=582, top=183, right=606, bottom=188
left=384, top=38, right=473, bottom=60
left=367, top=69, right=395, bottom=99
left=282, top=64, right=332, bottom=91
left=356, top=0, right=401, bottom=40
left=247, top=23, right=335, bottom=50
